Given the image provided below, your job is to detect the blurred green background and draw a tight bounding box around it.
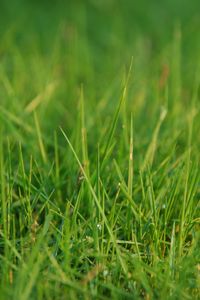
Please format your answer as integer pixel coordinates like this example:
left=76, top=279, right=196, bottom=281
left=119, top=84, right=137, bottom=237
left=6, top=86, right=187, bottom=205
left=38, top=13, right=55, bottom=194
left=0, top=0, right=199, bottom=160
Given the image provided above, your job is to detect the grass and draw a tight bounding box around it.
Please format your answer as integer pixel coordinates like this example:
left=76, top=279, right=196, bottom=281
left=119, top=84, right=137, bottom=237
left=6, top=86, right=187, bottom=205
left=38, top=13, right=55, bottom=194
left=0, top=0, right=200, bottom=299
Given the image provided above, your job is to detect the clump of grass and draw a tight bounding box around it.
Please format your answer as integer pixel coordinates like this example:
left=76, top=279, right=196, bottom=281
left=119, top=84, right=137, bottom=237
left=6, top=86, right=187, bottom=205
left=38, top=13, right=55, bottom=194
left=0, top=1, right=200, bottom=299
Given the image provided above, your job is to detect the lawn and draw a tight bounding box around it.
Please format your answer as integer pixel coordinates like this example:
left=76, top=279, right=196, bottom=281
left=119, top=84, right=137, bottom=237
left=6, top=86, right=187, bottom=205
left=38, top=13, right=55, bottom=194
left=0, top=0, right=200, bottom=299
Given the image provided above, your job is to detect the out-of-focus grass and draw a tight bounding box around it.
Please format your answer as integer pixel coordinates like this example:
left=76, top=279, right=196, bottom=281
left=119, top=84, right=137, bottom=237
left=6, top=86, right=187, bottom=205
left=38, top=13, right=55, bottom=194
left=0, top=1, right=200, bottom=299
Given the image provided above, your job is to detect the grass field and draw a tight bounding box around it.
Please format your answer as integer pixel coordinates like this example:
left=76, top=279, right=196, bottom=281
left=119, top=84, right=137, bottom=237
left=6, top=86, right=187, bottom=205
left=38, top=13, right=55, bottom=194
left=0, top=0, right=200, bottom=299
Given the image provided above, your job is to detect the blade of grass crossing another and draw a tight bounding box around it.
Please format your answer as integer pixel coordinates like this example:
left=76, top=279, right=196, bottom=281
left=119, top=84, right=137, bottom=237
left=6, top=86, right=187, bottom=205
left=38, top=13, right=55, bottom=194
left=102, top=58, right=133, bottom=165
left=60, top=127, right=128, bottom=275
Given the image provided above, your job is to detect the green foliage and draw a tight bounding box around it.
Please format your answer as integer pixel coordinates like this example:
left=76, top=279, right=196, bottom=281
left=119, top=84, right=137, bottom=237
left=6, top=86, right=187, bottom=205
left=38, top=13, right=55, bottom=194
left=0, top=1, right=200, bottom=299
